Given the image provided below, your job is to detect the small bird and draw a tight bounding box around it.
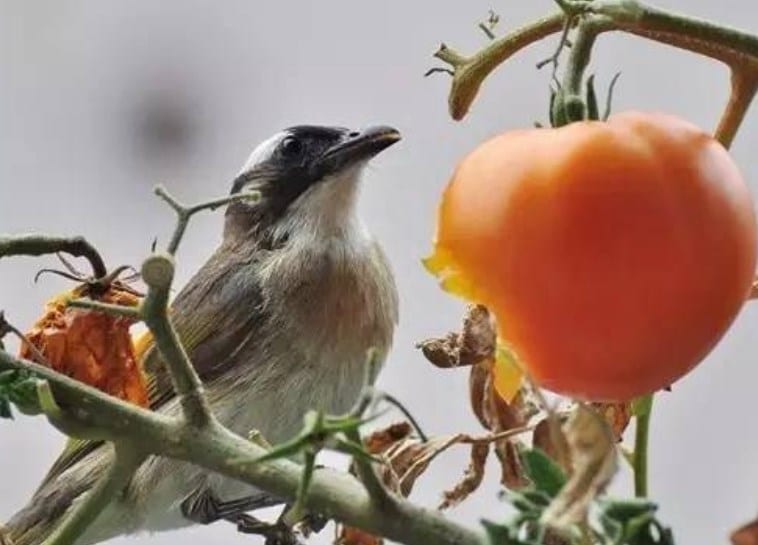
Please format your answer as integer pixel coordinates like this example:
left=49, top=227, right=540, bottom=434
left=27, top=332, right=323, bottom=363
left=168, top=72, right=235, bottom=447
left=4, top=124, right=401, bottom=545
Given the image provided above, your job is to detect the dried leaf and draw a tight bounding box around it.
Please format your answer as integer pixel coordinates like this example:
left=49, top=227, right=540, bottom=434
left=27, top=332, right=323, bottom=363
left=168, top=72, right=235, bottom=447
left=733, top=517, right=758, bottom=545
left=495, top=439, right=527, bottom=490
left=363, top=422, right=413, bottom=454
left=439, top=442, right=489, bottom=509
left=540, top=405, right=617, bottom=530
left=335, top=526, right=383, bottom=545
left=383, top=434, right=463, bottom=496
left=18, top=283, right=146, bottom=407
left=469, top=360, right=490, bottom=429
left=592, top=402, right=632, bottom=442
left=532, top=419, right=563, bottom=458
left=417, top=304, right=495, bottom=368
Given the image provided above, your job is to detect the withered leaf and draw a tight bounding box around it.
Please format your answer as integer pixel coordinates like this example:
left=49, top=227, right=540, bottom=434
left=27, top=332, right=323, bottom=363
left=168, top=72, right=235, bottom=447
left=335, top=526, right=383, bottom=545
left=732, top=517, right=758, bottom=545
left=540, top=404, right=617, bottom=530
left=592, top=402, right=632, bottom=442
left=363, top=422, right=413, bottom=454
left=439, top=442, right=489, bottom=510
left=532, top=415, right=572, bottom=475
left=18, top=283, right=147, bottom=407
left=417, top=304, right=495, bottom=368
left=495, top=432, right=527, bottom=490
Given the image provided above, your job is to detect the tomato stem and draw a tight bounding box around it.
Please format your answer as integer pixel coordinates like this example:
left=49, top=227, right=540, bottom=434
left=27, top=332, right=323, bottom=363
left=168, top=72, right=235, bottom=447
left=433, top=0, right=758, bottom=133
left=632, top=393, right=654, bottom=497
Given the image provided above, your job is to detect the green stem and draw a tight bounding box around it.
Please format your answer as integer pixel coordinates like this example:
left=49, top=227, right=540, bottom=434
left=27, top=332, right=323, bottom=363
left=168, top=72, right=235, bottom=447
left=632, top=394, right=654, bottom=497
left=140, top=254, right=214, bottom=428
left=592, top=0, right=758, bottom=64
left=562, top=21, right=601, bottom=97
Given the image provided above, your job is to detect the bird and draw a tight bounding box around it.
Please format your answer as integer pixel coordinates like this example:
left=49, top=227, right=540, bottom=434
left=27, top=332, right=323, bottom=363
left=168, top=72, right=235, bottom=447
left=4, top=124, right=401, bottom=545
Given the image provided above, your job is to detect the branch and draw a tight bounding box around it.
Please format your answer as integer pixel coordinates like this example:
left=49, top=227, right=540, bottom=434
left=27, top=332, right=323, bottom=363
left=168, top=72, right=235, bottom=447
left=433, top=0, right=758, bottom=126
left=0, top=349, right=483, bottom=545
left=139, top=253, right=215, bottom=427
left=154, top=185, right=260, bottom=256
left=0, top=235, right=107, bottom=279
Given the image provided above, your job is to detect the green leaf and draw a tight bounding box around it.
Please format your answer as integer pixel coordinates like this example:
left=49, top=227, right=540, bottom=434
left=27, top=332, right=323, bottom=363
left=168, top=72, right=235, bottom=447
left=597, top=496, right=675, bottom=545
left=0, top=398, right=12, bottom=419
left=520, top=448, right=567, bottom=498
left=586, top=74, right=599, bottom=120
left=0, top=369, right=41, bottom=419
left=481, top=520, right=514, bottom=545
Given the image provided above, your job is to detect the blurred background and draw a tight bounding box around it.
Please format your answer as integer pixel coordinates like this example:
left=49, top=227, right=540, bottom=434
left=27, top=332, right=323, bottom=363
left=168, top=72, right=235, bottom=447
left=0, top=1, right=756, bottom=544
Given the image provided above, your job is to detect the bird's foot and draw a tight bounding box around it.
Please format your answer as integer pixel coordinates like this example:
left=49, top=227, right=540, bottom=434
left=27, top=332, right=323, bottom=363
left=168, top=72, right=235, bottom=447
left=235, top=514, right=304, bottom=545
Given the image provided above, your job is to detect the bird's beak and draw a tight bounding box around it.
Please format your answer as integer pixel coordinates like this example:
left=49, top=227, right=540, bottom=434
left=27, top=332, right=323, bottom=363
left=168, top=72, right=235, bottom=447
left=316, top=126, right=401, bottom=173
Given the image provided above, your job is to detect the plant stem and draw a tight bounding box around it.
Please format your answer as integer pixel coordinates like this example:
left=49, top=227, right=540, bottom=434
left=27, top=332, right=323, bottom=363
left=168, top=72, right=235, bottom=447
left=632, top=394, right=654, bottom=497
left=562, top=21, right=600, bottom=96
left=715, top=70, right=758, bottom=149
left=0, top=234, right=107, bottom=279
left=140, top=254, right=214, bottom=428
left=0, top=348, right=483, bottom=545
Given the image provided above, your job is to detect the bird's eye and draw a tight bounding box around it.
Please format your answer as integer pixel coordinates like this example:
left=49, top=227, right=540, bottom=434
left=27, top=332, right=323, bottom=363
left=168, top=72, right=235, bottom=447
left=280, top=136, right=304, bottom=158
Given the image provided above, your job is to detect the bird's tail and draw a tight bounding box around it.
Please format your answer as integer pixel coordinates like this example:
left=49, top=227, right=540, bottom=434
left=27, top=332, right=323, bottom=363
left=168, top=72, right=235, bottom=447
left=1, top=506, right=54, bottom=545
left=2, top=462, right=100, bottom=545
left=0, top=524, right=14, bottom=545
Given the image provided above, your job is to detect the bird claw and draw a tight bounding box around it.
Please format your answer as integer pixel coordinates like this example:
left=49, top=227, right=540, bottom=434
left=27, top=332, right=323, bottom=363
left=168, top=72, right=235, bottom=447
left=235, top=514, right=304, bottom=545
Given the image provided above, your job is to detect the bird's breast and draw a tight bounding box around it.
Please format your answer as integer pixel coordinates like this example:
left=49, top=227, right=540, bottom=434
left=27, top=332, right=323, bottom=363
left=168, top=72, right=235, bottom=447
left=208, top=233, right=398, bottom=445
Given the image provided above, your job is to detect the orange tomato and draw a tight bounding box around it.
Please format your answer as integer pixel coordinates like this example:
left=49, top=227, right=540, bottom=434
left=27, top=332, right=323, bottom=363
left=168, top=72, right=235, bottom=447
left=427, top=112, right=756, bottom=401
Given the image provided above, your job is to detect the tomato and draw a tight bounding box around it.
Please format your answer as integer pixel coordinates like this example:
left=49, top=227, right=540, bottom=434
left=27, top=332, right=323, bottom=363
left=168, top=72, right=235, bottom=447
left=427, top=112, right=756, bottom=401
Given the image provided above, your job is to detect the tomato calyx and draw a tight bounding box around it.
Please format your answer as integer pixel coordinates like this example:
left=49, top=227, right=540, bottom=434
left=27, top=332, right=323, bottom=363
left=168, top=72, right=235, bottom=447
left=548, top=73, right=621, bottom=127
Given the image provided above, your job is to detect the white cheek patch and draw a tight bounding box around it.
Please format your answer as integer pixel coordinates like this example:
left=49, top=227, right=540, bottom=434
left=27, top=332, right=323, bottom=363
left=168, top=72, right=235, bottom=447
left=237, top=131, right=288, bottom=176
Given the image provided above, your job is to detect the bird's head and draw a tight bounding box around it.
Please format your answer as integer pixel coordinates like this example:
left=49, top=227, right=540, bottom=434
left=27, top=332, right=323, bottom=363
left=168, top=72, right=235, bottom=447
left=225, top=125, right=401, bottom=244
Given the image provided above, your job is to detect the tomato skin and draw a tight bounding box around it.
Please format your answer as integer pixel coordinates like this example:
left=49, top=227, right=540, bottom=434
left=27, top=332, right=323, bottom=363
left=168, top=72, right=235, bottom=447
left=433, top=112, right=756, bottom=401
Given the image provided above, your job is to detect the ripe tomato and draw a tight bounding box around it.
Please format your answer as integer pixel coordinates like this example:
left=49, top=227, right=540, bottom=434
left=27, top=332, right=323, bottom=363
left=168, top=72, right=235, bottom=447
left=427, top=111, right=756, bottom=401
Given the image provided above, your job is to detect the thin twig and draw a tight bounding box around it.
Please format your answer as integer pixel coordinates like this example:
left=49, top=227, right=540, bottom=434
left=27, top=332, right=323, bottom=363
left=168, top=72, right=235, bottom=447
left=67, top=298, right=142, bottom=320
left=0, top=235, right=107, bottom=279
left=378, top=393, right=429, bottom=443
left=0, top=313, right=53, bottom=368
left=154, top=185, right=260, bottom=256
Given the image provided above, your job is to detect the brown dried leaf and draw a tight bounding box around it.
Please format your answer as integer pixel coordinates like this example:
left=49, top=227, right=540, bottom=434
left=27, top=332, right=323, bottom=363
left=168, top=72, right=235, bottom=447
left=591, top=402, right=632, bottom=442
left=732, top=517, right=758, bottom=545
left=458, top=304, right=496, bottom=364
left=18, top=283, right=146, bottom=407
left=495, top=438, right=527, bottom=490
left=383, top=434, right=463, bottom=496
left=439, top=442, right=489, bottom=509
left=532, top=418, right=571, bottom=473
left=335, top=526, right=384, bottom=545
left=416, top=304, right=495, bottom=368
left=541, top=405, right=617, bottom=530
left=363, top=422, right=413, bottom=454
left=469, top=360, right=491, bottom=429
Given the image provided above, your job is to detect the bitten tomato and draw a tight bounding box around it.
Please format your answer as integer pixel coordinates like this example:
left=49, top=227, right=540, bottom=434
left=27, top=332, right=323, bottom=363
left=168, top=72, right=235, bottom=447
left=427, top=111, right=756, bottom=401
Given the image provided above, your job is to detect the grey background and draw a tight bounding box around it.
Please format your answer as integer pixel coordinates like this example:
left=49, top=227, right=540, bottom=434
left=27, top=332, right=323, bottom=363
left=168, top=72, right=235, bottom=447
left=0, top=1, right=756, bottom=544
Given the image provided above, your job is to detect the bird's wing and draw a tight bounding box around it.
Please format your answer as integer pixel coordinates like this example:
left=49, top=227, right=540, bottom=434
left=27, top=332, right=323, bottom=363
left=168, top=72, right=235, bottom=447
left=36, top=244, right=266, bottom=491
